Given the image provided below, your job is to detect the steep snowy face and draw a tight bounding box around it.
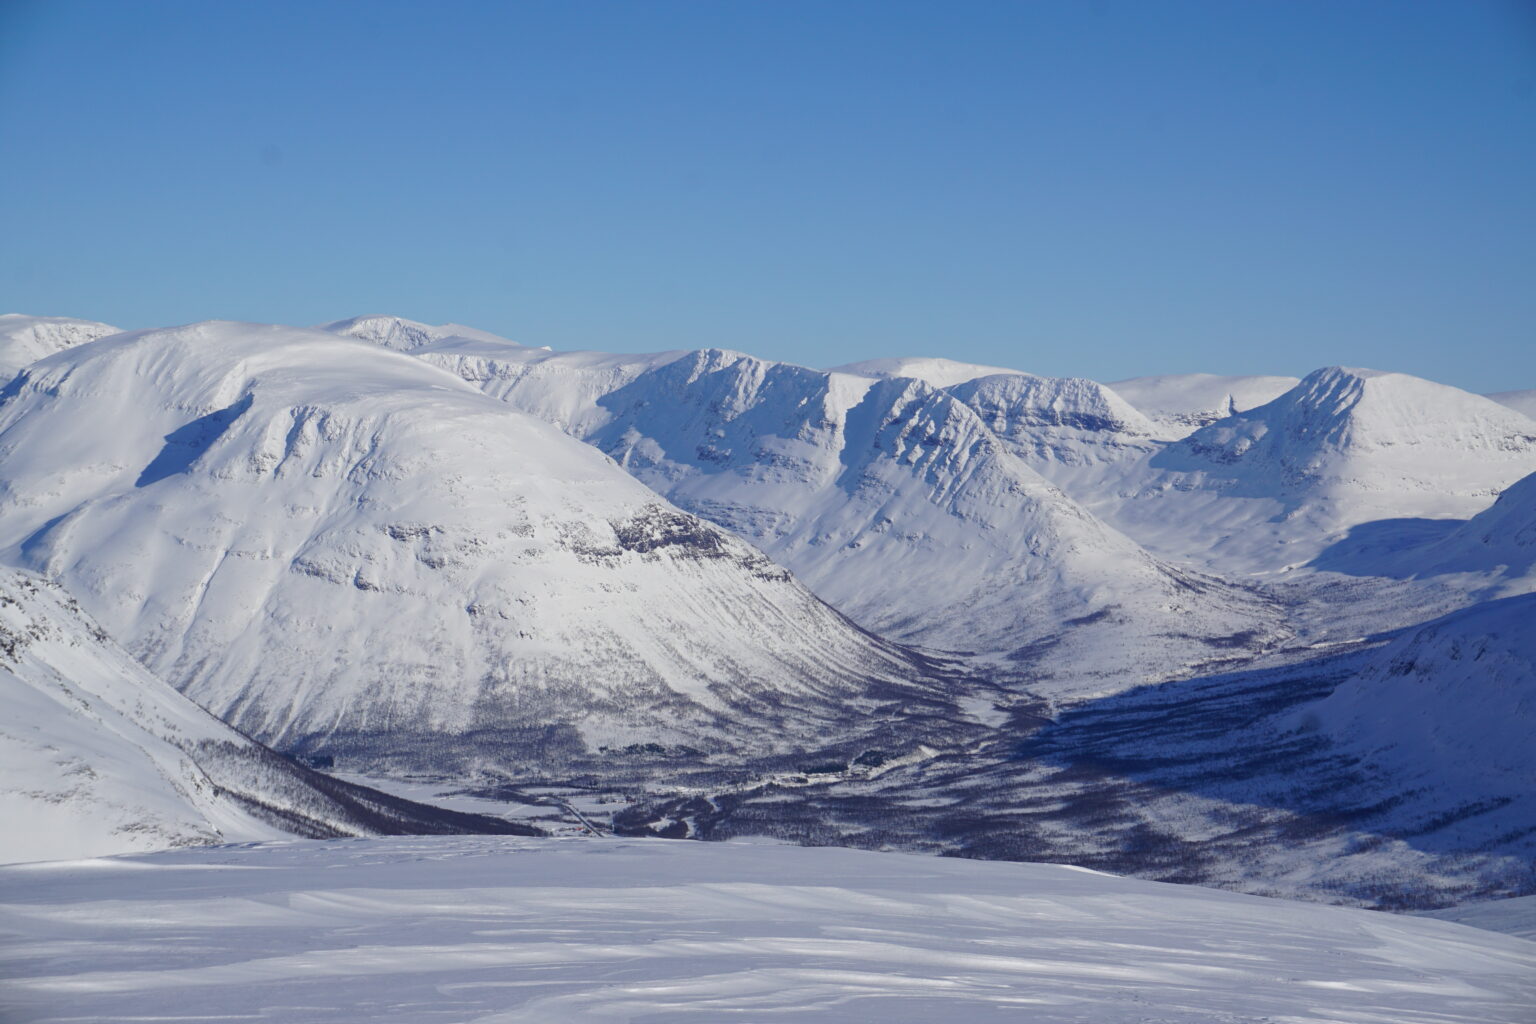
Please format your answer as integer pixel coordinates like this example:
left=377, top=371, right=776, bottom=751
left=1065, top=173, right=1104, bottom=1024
left=0, top=569, right=272, bottom=862
left=409, top=341, right=1276, bottom=681
left=1108, top=372, right=1301, bottom=438
left=0, top=314, right=119, bottom=379
left=1421, top=470, right=1536, bottom=586
left=0, top=322, right=947, bottom=767
left=413, top=337, right=688, bottom=436
left=1299, top=594, right=1536, bottom=814
left=1337, top=470, right=1536, bottom=591
left=830, top=355, right=1027, bottom=389
left=946, top=373, right=1160, bottom=468
left=0, top=569, right=523, bottom=864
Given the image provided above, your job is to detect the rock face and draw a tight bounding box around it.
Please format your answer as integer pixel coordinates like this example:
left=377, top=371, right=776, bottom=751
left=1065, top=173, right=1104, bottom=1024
left=367, top=327, right=1277, bottom=686
left=0, top=321, right=952, bottom=770
left=0, top=313, right=120, bottom=379
left=0, top=568, right=531, bottom=864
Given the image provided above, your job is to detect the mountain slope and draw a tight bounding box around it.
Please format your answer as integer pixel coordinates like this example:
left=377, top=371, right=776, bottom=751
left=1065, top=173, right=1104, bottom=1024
left=6, top=835, right=1531, bottom=1024
left=830, top=355, right=1027, bottom=388
left=1485, top=389, right=1536, bottom=420
left=0, top=321, right=954, bottom=770
left=0, top=568, right=530, bottom=864
left=1309, top=468, right=1536, bottom=593
left=1076, top=367, right=1536, bottom=573
left=0, top=314, right=119, bottom=379
left=1107, top=372, right=1301, bottom=438
left=389, top=332, right=1280, bottom=687
left=319, top=313, right=534, bottom=352
left=1296, top=593, right=1536, bottom=843
left=946, top=372, right=1160, bottom=469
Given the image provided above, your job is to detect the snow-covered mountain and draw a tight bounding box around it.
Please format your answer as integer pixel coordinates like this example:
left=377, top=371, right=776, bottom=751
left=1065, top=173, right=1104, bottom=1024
left=1310, top=468, right=1536, bottom=594
left=0, top=568, right=529, bottom=864
left=1072, top=367, right=1536, bottom=574
left=319, top=313, right=536, bottom=352
left=0, top=321, right=956, bottom=771
left=1107, top=371, right=1301, bottom=438
left=946, top=372, right=1160, bottom=468
left=364, top=325, right=1279, bottom=686
left=6, top=835, right=1531, bottom=1024
left=1485, top=388, right=1536, bottom=420
left=830, top=355, right=1027, bottom=388
left=1300, top=594, right=1535, bottom=813
left=0, top=314, right=119, bottom=380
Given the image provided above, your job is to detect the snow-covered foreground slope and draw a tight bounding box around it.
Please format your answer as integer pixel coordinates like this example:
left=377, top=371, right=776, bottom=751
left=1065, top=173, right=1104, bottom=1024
left=3, top=836, right=1531, bottom=1024
left=0, top=321, right=954, bottom=770
left=1421, top=895, right=1536, bottom=942
left=0, top=568, right=530, bottom=865
left=0, top=314, right=118, bottom=379
left=380, top=327, right=1279, bottom=685
left=1108, top=371, right=1302, bottom=437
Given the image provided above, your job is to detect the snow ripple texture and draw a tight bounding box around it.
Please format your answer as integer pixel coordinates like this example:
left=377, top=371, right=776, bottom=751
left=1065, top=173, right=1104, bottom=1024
left=2, top=835, right=1532, bottom=1024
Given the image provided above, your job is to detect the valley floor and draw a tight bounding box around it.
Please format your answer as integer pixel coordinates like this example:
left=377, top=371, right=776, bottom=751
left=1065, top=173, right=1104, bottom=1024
left=2, top=835, right=1533, bottom=1023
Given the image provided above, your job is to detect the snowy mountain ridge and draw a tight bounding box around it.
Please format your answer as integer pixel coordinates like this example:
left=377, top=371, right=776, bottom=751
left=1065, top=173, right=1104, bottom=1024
left=0, top=314, right=120, bottom=380
left=1, top=310, right=1532, bottom=915
left=378, top=325, right=1280, bottom=685
left=1108, top=371, right=1302, bottom=437
left=0, top=321, right=958, bottom=773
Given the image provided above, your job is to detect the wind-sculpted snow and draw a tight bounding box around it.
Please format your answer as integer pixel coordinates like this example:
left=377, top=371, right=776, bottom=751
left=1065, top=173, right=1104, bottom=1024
left=0, top=568, right=531, bottom=864
left=0, top=321, right=953, bottom=770
left=3, top=835, right=1531, bottom=1024
left=402, top=335, right=1279, bottom=685
left=0, top=314, right=119, bottom=380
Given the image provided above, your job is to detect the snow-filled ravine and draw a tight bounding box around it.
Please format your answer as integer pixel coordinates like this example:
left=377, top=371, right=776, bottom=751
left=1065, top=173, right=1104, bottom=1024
left=2, top=836, right=1532, bottom=1023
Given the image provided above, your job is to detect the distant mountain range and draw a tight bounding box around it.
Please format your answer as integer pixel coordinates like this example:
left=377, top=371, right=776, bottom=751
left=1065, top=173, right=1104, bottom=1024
left=1, top=312, right=1530, bottom=909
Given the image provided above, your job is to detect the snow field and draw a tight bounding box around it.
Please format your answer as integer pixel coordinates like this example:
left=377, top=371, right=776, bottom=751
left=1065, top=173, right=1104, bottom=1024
left=2, top=835, right=1533, bottom=1023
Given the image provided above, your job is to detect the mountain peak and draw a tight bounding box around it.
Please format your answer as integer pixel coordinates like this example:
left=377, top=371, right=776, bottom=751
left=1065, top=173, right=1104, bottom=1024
left=830, top=356, right=1028, bottom=389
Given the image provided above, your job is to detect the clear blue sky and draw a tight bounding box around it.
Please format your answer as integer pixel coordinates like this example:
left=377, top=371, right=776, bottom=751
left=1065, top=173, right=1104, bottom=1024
left=2, top=0, right=1532, bottom=390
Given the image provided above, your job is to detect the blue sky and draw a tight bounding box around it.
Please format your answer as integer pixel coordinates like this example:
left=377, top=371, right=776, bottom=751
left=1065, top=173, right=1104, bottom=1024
left=1, top=0, right=1532, bottom=390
